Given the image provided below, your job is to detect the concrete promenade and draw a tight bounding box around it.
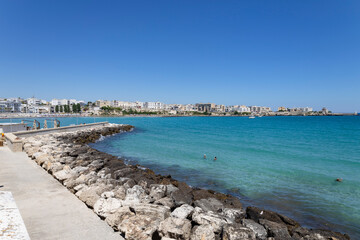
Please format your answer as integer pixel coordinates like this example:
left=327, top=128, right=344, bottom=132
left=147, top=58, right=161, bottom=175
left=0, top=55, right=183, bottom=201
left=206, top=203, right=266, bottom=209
left=0, top=146, right=123, bottom=240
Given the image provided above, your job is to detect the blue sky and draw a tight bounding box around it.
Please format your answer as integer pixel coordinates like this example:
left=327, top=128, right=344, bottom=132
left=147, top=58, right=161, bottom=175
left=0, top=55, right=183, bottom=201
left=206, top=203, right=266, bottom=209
left=1, top=1, right=359, bottom=112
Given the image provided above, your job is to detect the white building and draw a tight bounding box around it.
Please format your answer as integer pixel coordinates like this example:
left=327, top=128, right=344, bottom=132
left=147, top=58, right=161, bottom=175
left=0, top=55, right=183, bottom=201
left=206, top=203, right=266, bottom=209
left=95, top=100, right=111, bottom=107
left=144, top=102, right=164, bottom=110
left=289, top=107, right=313, bottom=113
left=0, top=98, right=22, bottom=112
left=27, top=98, right=41, bottom=106
left=27, top=105, right=51, bottom=114
left=51, top=99, right=69, bottom=106
left=300, top=107, right=313, bottom=112
left=249, top=106, right=272, bottom=113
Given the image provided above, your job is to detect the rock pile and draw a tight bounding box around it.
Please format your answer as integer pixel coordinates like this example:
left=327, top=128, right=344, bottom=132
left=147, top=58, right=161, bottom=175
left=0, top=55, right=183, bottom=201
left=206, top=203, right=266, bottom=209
left=22, top=123, right=350, bottom=240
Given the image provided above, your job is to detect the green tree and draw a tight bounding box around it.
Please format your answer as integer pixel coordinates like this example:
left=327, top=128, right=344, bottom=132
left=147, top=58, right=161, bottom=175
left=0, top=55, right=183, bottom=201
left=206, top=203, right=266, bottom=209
left=55, top=105, right=59, bottom=112
left=76, top=103, right=81, bottom=113
left=60, top=105, right=63, bottom=112
left=72, top=104, right=76, bottom=113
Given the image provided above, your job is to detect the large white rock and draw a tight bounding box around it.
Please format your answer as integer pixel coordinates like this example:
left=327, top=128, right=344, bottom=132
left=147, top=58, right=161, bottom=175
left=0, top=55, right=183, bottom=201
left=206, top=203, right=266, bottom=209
left=76, top=187, right=100, bottom=208
left=122, top=185, right=147, bottom=206
left=171, top=204, right=194, bottom=219
left=159, top=217, right=192, bottom=240
left=105, top=206, right=135, bottom=230
left=222, top=208, right=245, bottom=223
left=118, top=214, right=161, bottom=240
left=222, top=224, right=256, bottom=240
left=149, top=184, right=167, bottom=200
left=190, top=224, right=215, bottom=240
left=131, top=203, right=171, bottom=221
left=94, top=197, right=122, bottom=218
left=192, top=207, right=232, bottom=233
left=242, top=219, right=267, bottom=240
left=154, top=197, right=175, bottom=209
left=53, top=168, right=75, bottom=181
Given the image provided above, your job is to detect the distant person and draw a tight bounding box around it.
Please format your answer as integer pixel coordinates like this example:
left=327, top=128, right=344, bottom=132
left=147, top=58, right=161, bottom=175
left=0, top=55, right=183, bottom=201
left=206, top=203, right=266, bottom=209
left=214, top=156, right=217, bottom=161
left=336, top=178, right=343, bottom=182
left=204, top=154, right=207, bottom=159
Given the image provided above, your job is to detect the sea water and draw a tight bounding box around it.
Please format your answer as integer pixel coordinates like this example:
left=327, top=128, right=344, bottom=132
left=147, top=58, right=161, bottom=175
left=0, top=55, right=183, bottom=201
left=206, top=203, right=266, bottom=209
left=2, top=116, right=359, bottom=238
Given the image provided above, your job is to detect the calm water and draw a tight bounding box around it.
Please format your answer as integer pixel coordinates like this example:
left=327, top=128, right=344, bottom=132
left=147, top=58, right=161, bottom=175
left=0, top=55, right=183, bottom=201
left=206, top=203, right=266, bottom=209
left=2, top=116, right=360, bottom=238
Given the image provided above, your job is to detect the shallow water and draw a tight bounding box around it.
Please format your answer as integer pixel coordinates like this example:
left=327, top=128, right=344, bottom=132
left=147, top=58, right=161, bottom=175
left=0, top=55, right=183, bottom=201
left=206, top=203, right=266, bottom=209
left=2, top=116, right=360, bottom=238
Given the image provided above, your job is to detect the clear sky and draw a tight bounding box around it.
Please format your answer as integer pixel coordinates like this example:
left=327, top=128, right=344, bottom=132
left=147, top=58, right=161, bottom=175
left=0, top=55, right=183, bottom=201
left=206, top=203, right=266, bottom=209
left=1, top=1, right=359, bottom=112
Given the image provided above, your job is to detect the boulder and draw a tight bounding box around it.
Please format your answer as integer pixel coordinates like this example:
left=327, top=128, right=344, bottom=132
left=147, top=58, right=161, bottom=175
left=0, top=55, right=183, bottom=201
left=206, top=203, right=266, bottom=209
left=72, top=166, right=89, bottom=174
left=105, top=206, right=135, bottom=230
left=76, top=187, right=100, bottom=208
left=88, top=160, right=104, bottom=171
left=150, top=184, right=167, bottom=201
left=190, top=224, right=215, bottom=240
left=35, top=153, right=50, bottom=165
left=73, top=184, right=86, bottom=192
left=222, top=208, right=245, bottom=223
left=246, top=206, right=299, bottom=230
left=291, top=227, right=350, bottom=240
left=94, top=197, right=122, bottom=218
left=122, top=185, right=147, bottom=206
left=170, top=204, right=194, bottom=219
left=131, top=204, right=171, bottom=220
left=159, top=217, right=192, bottom=240
left=259, top=219, right=291, bottom=240
left=191, top=207, right=232, bottom=233
left=54, top=168, right=75, bottom=182
left=114, top=186, right=127, bottom=200
left=171, top=189, right=193, bottom=207
left=69, top=145, right=88, bottom=157
left=101, top=191, right=115, bottom=199
left=155, top=197, right=175, bottom=209
left=118, top=214, right=161, bottom=240
left=194, top=198, right=224, bottom=213
left=242, top=219, right=267, bottom=240
left=222, top=224, right=256, bottom=240
left=48, top=162, right=63, bottom=173
left=123, top=179, right=136, bottom=190
left=166, top=184, right=179, bottom=196
left=113, top=168, right=133, bottom=179
left=63, top=176, right=78, bottom=189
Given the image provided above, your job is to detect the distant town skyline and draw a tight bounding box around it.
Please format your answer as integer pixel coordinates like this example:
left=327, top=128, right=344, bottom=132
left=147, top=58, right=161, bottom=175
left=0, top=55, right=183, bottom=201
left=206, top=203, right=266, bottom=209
left=1, top=1, right=359, bottom=113
left=0, top=95, right=355, bottom=114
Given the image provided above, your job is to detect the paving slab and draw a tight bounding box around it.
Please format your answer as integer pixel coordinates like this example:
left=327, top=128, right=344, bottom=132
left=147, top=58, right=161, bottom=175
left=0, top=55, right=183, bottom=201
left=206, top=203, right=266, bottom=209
left=0, top=146, right=123, bottom=240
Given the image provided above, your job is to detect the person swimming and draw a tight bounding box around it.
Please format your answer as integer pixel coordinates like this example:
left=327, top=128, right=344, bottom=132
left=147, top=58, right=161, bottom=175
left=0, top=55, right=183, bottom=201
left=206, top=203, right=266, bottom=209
left=336, top=178, right=343, bottom=182
left=214, top=156, right=217, bottom=161
left=204, top=154, right=207, bottom=159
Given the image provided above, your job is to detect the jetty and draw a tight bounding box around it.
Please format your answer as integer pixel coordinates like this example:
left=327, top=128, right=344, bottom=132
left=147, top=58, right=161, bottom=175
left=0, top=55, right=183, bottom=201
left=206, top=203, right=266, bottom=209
left=0, top=121, right=351, bottom=240
left=0, top=122, right=124, bottom=239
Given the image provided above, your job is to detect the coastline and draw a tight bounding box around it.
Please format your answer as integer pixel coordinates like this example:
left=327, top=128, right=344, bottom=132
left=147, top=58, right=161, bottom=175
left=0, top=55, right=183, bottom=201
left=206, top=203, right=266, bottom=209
left=19, top=123, right=351, bottom=239
left=0, top=112, right=358, bottom=119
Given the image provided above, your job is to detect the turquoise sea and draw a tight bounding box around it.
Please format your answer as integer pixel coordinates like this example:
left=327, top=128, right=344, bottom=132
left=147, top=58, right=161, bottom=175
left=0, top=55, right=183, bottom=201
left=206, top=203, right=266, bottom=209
left=2, top=116, right=359, bottom=238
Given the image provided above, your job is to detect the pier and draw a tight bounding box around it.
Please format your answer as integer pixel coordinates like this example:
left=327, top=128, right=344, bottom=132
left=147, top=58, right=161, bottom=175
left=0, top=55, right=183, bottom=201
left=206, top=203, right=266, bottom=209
left=0, top=124, right=123, bottom=240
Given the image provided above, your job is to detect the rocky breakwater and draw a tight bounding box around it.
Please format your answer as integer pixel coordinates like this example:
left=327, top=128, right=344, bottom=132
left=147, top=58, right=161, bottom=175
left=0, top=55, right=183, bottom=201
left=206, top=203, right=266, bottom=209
left=22, top=123, right=350, bottom=240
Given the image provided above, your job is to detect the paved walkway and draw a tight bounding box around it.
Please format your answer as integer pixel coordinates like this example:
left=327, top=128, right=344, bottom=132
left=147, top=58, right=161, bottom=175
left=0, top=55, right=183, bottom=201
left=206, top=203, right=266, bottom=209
left=0, top=146, right=123, bottom=240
